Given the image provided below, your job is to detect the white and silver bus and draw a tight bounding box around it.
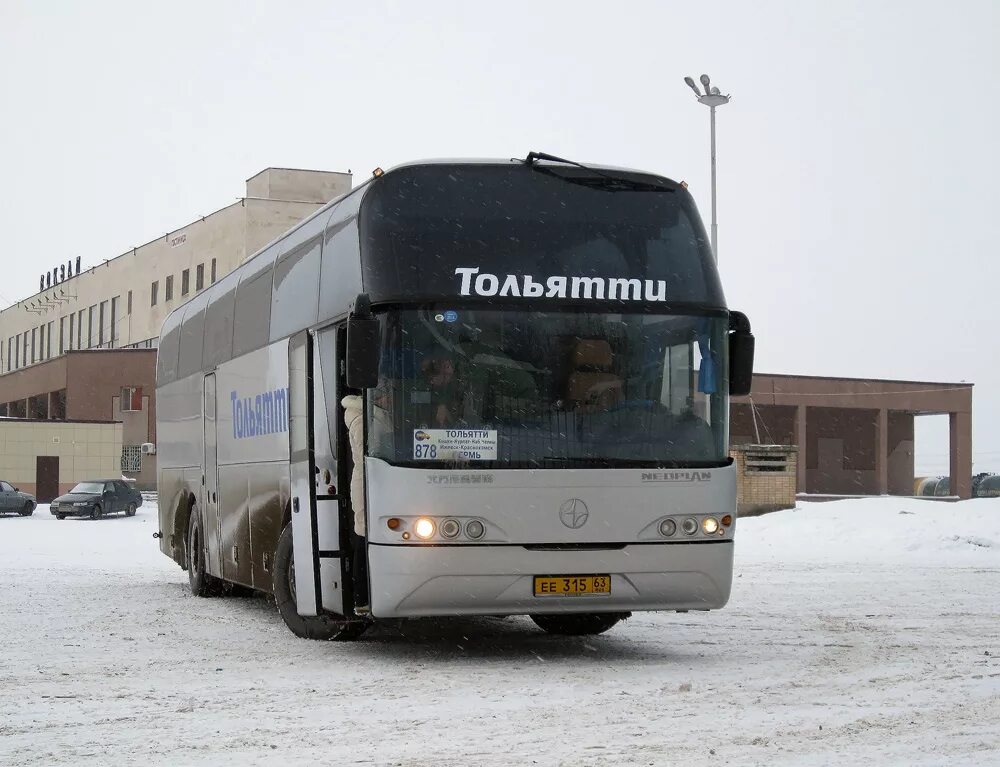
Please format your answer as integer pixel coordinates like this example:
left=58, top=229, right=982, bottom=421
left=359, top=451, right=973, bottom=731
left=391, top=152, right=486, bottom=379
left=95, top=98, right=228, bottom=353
left=155, top=155, right=754, bottom=640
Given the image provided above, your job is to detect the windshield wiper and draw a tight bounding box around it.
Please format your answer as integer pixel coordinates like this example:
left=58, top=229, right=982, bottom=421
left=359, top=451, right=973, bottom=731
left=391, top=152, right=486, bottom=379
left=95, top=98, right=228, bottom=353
left=521, top=151, right=673, bottom=193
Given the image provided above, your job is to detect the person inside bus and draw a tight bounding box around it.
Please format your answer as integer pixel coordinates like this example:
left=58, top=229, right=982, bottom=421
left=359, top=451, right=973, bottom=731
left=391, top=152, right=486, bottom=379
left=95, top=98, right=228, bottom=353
left=421, top=340, right=538, bottom=427
left=341, top=392, right=369, bottom=604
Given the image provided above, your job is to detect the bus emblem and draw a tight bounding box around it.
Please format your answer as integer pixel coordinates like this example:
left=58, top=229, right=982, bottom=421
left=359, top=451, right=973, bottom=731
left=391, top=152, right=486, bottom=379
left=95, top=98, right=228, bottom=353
left=559, top=498, right=589, bottom=529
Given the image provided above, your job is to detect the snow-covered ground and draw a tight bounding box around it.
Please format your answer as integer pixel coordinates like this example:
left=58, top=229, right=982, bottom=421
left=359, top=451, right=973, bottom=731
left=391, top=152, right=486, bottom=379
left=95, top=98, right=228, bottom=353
left=1, top=498, right=998, bottom=766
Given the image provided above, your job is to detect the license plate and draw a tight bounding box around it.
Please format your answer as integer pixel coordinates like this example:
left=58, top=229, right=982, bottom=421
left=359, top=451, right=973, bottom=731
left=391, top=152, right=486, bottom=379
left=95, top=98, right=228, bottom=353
left=534, top=575, right=611, bottom=597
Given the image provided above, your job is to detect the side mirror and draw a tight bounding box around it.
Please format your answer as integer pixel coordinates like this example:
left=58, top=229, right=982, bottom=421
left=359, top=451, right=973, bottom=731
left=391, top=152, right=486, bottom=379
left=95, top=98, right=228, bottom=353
left=346, top=293, right=380, bottom=389
left=728, top=311, right=755, bottom=396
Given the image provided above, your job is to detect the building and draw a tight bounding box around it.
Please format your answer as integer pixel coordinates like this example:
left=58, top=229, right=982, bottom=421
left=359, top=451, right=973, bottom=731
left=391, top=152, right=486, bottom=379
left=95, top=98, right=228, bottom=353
left=732, top=373, right=974, bottom=499
left=0, top=418, right=124, bottom=502
left=0, top=168, right=352, bottom=490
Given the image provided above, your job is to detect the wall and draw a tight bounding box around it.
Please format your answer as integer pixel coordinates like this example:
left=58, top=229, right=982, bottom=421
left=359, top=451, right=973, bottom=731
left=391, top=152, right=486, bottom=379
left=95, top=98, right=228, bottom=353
left=0, top=168, right=352, bottom=376
left=0, top=420, right=123, bottom=499
left=732, top=444, right=798, bottom=516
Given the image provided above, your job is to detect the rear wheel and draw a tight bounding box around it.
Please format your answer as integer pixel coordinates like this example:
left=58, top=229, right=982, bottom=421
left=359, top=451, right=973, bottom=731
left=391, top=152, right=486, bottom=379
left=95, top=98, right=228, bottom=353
left=530, top=612, right=629, bottom=636
left=19, top=502, right=33, bottom=517
left=125, top=503, right=136, bottom=517
left=272, top=524, right=368, bottom=641
left=186, top=508, right=225, bottom=597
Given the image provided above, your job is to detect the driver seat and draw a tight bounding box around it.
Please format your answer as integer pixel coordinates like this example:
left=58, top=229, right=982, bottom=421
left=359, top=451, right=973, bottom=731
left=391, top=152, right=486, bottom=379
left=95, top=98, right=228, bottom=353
left=565, top=339, right=622, bottom=412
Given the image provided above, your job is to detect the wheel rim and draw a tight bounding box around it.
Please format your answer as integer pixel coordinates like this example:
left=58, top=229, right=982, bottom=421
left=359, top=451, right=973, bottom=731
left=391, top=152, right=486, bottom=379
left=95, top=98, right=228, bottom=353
left=287, top=554, right=297, bottom=602
left=191, top=525, right=201, bottom=577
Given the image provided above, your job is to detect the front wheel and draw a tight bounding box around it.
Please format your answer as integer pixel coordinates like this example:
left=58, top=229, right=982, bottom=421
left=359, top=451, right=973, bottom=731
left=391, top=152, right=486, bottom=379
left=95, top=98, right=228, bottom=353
left=530, top=612, right=629, bottom=636
left=55, top=513, right=66, bottom=520
left=19, top=502, right=34, bottom=517
left=272, top=524, right=368, bottom=641
left=125, top=503, right=136, bottom=517
left=90, top=504, right=102, bottom=520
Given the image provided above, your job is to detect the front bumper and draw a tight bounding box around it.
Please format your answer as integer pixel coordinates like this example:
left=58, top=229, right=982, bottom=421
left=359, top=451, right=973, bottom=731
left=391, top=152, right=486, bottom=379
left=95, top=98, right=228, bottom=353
left=367, top=540, right=734, bottom=619
left=50, top=505, right=93, bottom=517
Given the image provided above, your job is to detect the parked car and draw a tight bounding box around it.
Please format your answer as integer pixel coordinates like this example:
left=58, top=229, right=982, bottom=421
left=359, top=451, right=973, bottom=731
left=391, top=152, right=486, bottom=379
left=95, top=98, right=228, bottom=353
left=0, top=480, right=37, bottom=516
left=50, top=480, right=143, bottom=520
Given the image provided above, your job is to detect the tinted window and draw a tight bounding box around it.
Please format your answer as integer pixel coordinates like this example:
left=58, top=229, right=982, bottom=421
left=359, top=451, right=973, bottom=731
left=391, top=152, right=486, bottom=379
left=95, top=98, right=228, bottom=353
left=270, top=235, right=321, bottom=341
left=360, top=164, right=723, bottom=307
left=0, top=481, right=13, bottom=492
left=233, top=250, right=275, bottom=357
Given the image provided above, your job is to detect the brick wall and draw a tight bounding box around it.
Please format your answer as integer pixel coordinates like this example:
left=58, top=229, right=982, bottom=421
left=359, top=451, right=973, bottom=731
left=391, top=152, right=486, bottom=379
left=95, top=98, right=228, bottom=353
left=732, top=444, right=798, bottom=516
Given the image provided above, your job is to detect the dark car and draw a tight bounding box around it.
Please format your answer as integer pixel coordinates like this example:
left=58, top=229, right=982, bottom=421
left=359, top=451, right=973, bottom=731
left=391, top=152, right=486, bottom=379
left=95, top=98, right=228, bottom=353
left=50, top=480, right=143, bottom=520
left=0, top=480, right=37, bottom=516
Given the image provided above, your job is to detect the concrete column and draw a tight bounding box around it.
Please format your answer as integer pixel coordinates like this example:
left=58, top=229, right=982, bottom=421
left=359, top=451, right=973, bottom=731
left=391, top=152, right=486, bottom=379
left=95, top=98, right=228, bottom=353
left=875, top=408, right=888, bottom=495
left=796, top=404, right=807, bottom=494
left=949, top=411, right=972, bottom=499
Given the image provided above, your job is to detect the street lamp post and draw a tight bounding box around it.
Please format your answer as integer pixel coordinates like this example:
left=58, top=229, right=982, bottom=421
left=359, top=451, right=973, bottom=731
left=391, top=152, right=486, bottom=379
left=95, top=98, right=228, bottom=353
left=684, top=74, right=730, bottom=261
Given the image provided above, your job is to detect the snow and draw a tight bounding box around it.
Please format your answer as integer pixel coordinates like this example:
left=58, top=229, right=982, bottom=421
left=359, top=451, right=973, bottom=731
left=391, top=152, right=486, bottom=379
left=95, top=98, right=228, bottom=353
left=1, top=498, right=998, bottom=766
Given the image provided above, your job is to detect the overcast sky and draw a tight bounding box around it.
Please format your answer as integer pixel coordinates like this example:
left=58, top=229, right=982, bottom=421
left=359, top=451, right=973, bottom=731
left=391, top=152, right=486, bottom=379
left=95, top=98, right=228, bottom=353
left=2, top=0, right=997, bottom=474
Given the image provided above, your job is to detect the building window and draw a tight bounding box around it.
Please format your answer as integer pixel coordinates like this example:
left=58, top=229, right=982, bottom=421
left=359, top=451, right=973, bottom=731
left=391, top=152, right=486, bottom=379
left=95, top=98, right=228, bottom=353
left=196, top=263, right=204, bottom=291
left=99, top=301, right=107, bottom=348
left=46, top=320, right=53, bottom=359
left=127, top=290, right=133, bottom=315
left=38, top=325, right=44, bottom=361
left=211, top=258, right=217, bottom=284
left=111, top=296, right=119, bottom=347
left=5, top=338, right=10, bottom=372
left=31, top=327, right=37, bottom=363
left=120, top=386, right=143, bottom=411
left=87, top=305, right=95, bottom=349
left=151, top=281, right=158, bottom=307
left=76, top=309, right=84, bottom=349
left=68, top=314, right=74, bottom=351
left=59, top=317, right=65, bottom=355
left=14, top=336, right=19, bottom=369
left=181, top=269, right=190, bottom=296
left=121, top=446, right=142, bottom=473
left=165, top=275, right=173, bottom=302
left=22, top=330, right=28, bottom=366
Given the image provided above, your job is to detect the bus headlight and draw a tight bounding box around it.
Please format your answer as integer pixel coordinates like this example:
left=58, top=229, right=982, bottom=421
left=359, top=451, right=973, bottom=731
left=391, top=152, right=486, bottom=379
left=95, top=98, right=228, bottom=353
left=681, top=518, right=698, bottom=535
left=414, top=518, right=436, bottom=540
left=659, top=519, right=677, bottom=537
left=440, top=518, right=461, bottom=538
left=702, top=517, right=719, bottom=534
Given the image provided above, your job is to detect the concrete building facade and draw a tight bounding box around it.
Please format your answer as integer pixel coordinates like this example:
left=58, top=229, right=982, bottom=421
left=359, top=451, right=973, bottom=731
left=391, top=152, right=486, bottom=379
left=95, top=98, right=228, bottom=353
left=731, top=373, right=974, bottom=499
left=0, top=419, right=124, bottom=501
left=0, top=168, right=351, bottom=492
left=0, top=168, right=352, bottom=372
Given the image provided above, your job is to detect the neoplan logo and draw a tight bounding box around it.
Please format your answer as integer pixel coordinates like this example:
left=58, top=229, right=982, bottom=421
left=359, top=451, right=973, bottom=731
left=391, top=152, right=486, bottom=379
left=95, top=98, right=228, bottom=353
left=455, top=267, right=668, bottom=302
left=559, top=498, right=590, bottom=529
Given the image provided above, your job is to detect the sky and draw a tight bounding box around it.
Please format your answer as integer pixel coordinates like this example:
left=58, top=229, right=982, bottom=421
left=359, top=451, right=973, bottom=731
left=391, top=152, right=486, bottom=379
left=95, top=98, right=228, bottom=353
left=1, top=0, right=997, bottom=475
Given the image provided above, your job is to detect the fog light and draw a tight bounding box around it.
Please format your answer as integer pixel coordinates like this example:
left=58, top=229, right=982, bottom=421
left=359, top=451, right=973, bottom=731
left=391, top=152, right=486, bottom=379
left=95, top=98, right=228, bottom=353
left=414, top=518, right=435, bottom=540
left=466, top=519, right=485, bottom=539
left=681, top=518, right=698, bottom=535
left=440, top=518, right=461, bottom=538
left=386, top=517, right=401, bottom=530
left=702, top=517, right=719, bottom=534
left=659, top=518, right=677, bottom=537
left=721, top=514, right=733, bottom=526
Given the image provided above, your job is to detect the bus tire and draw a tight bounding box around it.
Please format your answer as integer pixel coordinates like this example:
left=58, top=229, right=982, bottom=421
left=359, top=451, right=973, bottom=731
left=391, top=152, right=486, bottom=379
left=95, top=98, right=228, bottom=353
left=273, top=524, right=368, bottom=641
left=530, top=612, right=629, bottom=636
left=187, top=509, right=225, bottom=598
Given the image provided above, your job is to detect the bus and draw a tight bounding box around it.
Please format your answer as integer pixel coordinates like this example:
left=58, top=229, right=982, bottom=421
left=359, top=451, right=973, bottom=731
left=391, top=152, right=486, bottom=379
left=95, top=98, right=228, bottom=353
left=155, top=155, right=754, bottom=640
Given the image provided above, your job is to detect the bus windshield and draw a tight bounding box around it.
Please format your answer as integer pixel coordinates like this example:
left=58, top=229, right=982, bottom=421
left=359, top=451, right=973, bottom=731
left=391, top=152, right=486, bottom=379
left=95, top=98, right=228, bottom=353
left=367, top=309, right=729, bottom=468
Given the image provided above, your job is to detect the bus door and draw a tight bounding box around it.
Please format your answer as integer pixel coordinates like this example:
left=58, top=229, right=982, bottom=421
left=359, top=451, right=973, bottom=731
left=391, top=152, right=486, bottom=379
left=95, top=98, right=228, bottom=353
left=202, top=373, right=222, bottom=575
left=288, top=330, right=348, bottom=617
